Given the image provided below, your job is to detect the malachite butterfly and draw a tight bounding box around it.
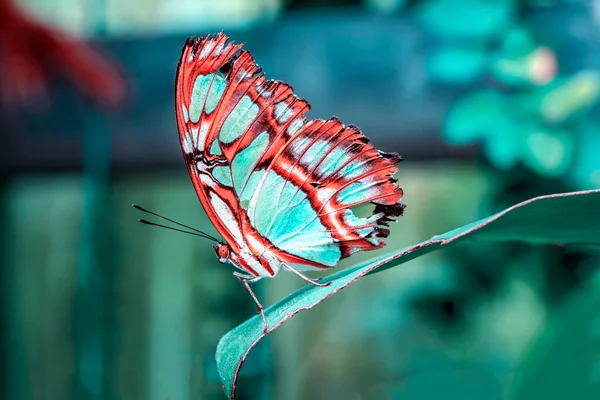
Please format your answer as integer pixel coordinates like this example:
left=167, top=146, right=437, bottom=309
left=174, top=32, right=404, bottom=332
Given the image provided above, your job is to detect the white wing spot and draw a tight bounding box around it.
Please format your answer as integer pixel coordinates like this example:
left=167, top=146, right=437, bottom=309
left=258, top=85, right=272, bottom=98
left=200, top=41, right=216, bottom=59
left=197, top=122, right=211, bottom=149
left=289, top=135, right=313, bottom=158
left=316, top=187, right=335, bottom=204
left=274, top=102, right=293, bottom=123
left=287, top=118, right=304, bottom=136
left=181, top=102, right=189, bottom=124
left=237, top=69, right=251, bottom=81
left=182, top=131, right=194, bottom=154
left=208, top=193, right=243, bottom=245
left=191, top=127, right=199, bottom=148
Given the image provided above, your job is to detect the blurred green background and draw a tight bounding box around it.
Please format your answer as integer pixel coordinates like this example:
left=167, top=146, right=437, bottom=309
left=2, top=0, right=600, bottom=399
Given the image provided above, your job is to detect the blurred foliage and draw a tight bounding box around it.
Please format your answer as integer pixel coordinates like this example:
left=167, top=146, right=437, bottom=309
left=411, top=0, right=600, bottom=399
left=507, top=277, right=600, bottom=399
left=409, top=0, right=600, bottom=294
left=428, top=1, right=600, bottom=187
left=4, top=0, right=600, bottom=399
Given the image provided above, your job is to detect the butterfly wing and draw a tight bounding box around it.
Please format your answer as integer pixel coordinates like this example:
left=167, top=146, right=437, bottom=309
left=175, top=33, right=404, bottom=276
left=248, top=118, right=404, bottom=270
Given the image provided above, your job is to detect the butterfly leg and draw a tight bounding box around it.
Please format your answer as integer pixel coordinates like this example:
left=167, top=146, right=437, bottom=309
left=234, top=273, right=269, bottom=334
left=282, top=263, right=332, bottom=287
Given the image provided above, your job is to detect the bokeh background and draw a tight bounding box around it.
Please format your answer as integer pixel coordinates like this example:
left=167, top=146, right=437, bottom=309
left=2, top=0, right=600, bottom=399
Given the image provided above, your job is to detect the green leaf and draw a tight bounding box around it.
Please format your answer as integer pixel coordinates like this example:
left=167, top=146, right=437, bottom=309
left=217, top=190, right=600, bottom=398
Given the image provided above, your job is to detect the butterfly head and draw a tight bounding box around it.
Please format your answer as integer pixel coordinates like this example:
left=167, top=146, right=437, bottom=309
left=213, top=242, right=230, bottom=264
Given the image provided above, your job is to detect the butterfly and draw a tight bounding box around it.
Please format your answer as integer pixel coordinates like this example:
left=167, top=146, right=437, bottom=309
left=173, top=32, right=404, bottom=332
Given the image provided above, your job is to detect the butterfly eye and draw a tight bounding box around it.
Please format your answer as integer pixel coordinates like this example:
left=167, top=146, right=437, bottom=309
left=213, top=243, right=229, bottom=263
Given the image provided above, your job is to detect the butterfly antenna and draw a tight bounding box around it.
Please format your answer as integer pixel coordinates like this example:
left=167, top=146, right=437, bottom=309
left=132, top=204, right=219, bottom=242
left=137, top=219, right=217, bottom=240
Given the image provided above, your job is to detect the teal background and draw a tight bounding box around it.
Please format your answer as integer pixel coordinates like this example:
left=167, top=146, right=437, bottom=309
left=2, top=0, right=600, bottom=399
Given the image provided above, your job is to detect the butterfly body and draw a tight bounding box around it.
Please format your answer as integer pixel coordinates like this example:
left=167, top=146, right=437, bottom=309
left=175, top=33, right=404, bottom=281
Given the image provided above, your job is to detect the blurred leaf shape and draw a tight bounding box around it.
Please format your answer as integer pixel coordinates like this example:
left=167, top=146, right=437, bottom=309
left=444, top=90, right=507, bottom=144
left=416, top=0, right=516, bottom=40
left=445, top=74, right=598, bottom=176
left=507, top=274, right=600, bottom=399
left=498, top=26, right=538, bottom=58
left=428, top=45, right=487, bottom=84
left=524, top=128, right=574, bottom=177
left=217, top=189, right=600, bottom=398
left=539, top=71, right=600, bottom=124
left=491, top=26, right=556, bottom=86
left=444, top=91, right=526, bottom=171
left=493, top=46, right=556, bottom=86
left=571, top=123, right=600, bottom=190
